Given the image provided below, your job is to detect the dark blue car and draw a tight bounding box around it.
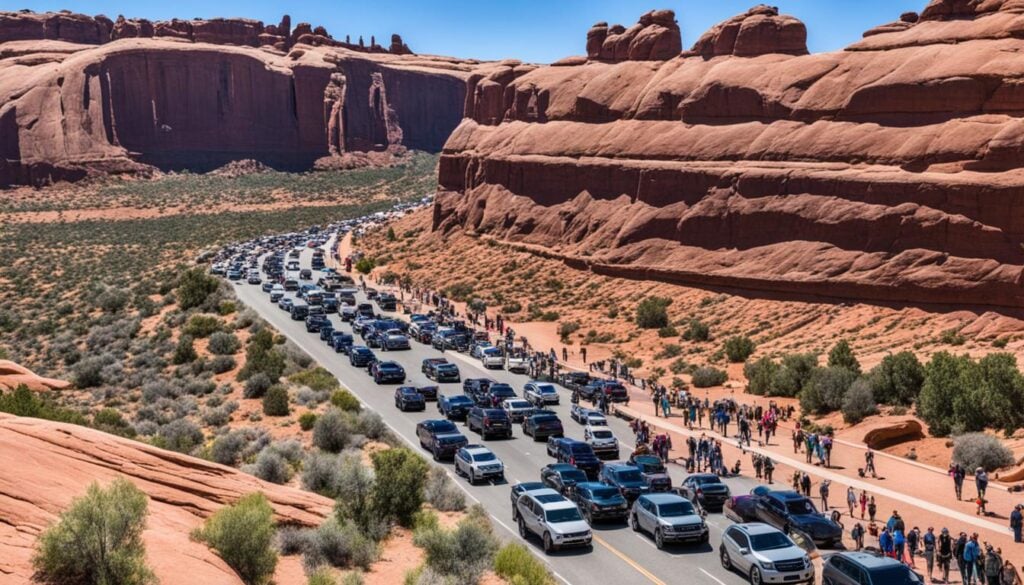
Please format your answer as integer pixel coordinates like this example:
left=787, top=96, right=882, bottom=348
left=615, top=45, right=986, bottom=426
left=331, top=332, right=354, bottom=354
left=438, top=394, right=475, bottom=420
left=349, top=346, right=376, bottom=367
left=572, top=482, right=629, bottom=523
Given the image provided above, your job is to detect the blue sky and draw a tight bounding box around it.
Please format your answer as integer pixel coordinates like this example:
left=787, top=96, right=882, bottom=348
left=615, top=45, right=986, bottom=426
left=11, top=0, right=927, bottom=62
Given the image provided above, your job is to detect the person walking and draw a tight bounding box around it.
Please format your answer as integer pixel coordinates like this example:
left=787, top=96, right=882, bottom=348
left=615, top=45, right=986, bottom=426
left=1001, top=561, right=1022, bottom=585
left=860, top=490, right=868, bottom=519
left=1012, top=505, right=1024, bottom=544
left=907, top=526, right=920, bottom=568
left=880, top=527, right=895, bottom=559
left=986, top=546, right=1003, bottom=585
left=939, top=528, right=953, bottom=584
left=851, top=522, right=865, bottom=550
left=763, top=457, right=775, bottom=484
left=964, top=534, right=982, bottom=585
left=864, top=449, right=877, bottom=478
left=957, top=532, right=969, bottom=585
left=819, top=479, right=831, bottom=512
left=580, top=346, right=587, bottom=364
left=922, top=527, right=936, bottom=581
left=953, top=463, right=966, bottom=500
left=800, top=472, right=812, bottom=497
left=661, top=393, right=671, bottom=418
left=868, top=496, right=877, bottom=523
left=653, top=392, right=661, bottom=417
left=847, top=486, right=857, bottom=518
left=893, top=527, right=906, bottom=564
left=977, top=468, right=990, bottom=501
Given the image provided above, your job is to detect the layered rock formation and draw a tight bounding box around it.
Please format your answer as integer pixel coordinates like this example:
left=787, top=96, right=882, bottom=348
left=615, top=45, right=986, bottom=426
left=0, top=414, right=332, bottom=585
left=0, top=360, right=70, bottom=392
left=435, top=2, right=1024, bottom=309
left=0, top=11, right=475, bottom=185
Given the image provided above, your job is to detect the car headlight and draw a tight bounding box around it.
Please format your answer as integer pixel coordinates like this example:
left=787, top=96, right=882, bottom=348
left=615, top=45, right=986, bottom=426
left=802, top=555, right=811, bottom=567
left=758, top=560, right=775, bottom=571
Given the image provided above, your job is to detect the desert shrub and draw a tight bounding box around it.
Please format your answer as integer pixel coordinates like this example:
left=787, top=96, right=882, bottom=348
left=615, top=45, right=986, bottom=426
left=218, top=300, right=237, bottom=316
left=330, top=389, right=362, bottom=413
left=212, top=430, right=255, bottom=465
left=209, top=355, right=237, bottom=374
left=682, top=318, right=711, bottom=342
left=295, top=386, right=330, bottom=407
left=314, top=408, right=355, bottom=453
left=691, top=366, right=727, bottom=388
left=655, top=344, right=683, bottom=360
left=299, top=412, right=318, bottom=431
left=183, top=314, right=223, bottom=338
left=95, top=287, right=131, bottom=313
left=302, top=518, right=378, bottom=572
left=414, top=508, right=499, bottom=585
left=745, top=357, right=779, bottom=396
left=841, top=379, right=879, bottom=425
left=307, top=569, right=337, bottom=585
left=290, top=367, right=340, bottom=393
left=238, top=329, right=285, bottom=382
left=209, top=331, right=242, bottom=355
left=354, top=257, right=376, bottom=275
left=723, top=335, right=756, bottom=363
left=277, top=526, right=312, bottom=555
left=156, top=419, right=203, bottom=453
left=0, top=385, right=86, bottom=425
left=827, top=339, right=861, bottom=375
left=244, top=373, right=273, bottom=399
left=302, top=452, right=341, bottom=497
left=557, top=321, right=580, bottom=343
left=940, top=328, right=966, bottom=346
left=248, top=449, right=293, bottom=484
left=423, top=467, right=466, bottom=512
left=635, top=296, right=672, bottom=329
left=501, top=301, right=522, bottom=314
left=371, top=447, right=428, bottom=527
left=262, top=385, right=290, bottom=416
left=32, top=478, right=155, bottom=585
left=799, top=367, right=858, bottom=415
left=869, top=351, right=924, bottom=406
left=952, top=433, right=1015, bottom=472
left=195, top=493, right=277, bottom=585
left=282, top=342, right=314, bottom=369
left=173, top=335, right=198, bottom=365
left=494, top=543, right=554, bottom=585
left=177, top=268, right=219, bottom=311
left=919, top=352, right=1024, bottom=436
left=771, top=353, right=818, bottom=397
left=334, top=453, right=378, bottom=533
left=73, top=355, right=112, bottom=388
left=93, top=408, right=136, bottom=438
left=356, top=411, right=387, bottom=440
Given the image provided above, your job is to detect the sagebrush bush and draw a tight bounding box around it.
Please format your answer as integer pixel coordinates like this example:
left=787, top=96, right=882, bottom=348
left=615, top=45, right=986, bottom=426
left=195, top=493, right=277, bottom=585
left=423, top=467, right=465, bottom=512
left=682, top=318, right=710, bottom=342
left=414, top=510, right=498, bottom=585
left=330, top=389, right=362, bottom=412
left=209, top=355, right=237, bottom=375
left=800, top=367, right=857, bottom=415
left=356, top=411, right=387, bottom=440
left=841, top=379, right=878, bottom=425
left=208, top=331, right=241, bottom=355
left=334, top=453, right=377, bottom=531
left=691, top=367, right=727, bottom=388
left=249, top=449, right=293, bottom=484
left=156, top=419, right=203, bottom=453
left=952, top=433, right=1015, bottom=472
left=302, top=518, right=378, bottom=572
left=307, top=569, right=337, bottom=585
left=183, top=314, right=223, bottom=338
left=244, top=373, right=273, bottom=399
left=177, top=268, right=219, bottom=310
left=172, top=335, right=198, bottom=365
left=289, top=367, right=339, bottom=392
left=724, top=336, right=756, bottom=363
left=262, top=385, right=290, bottom=416
left=371, top=448, right=428, bottom=527
left=212, top=430, right=253, bottom=465
left=635, top=296, right=672, bottom=329
left=314, top=408, right=355, bottom=453
left=277, top=526, right=312, bottom=555
left=32, top=478, right=156, bottom=585
left=302, top=452, right=341, bottom=497
left=299, top=412, right=318, bottom=431
left=494, top=543, right=554, bottom=585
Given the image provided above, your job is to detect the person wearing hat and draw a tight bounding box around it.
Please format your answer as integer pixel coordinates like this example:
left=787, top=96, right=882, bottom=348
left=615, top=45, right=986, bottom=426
left=938, top=527, right=953, bottom=584
left=1011, top=504, right=1023, bottom=543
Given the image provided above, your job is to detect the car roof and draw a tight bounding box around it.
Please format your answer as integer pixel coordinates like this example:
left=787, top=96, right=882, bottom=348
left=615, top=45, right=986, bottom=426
left=546, top=463, right=579, bottom=472
left=604, top=463, right=635, bottom=471
left=837, top=551, right=907, bottom=569
left=514, top=481, right=546, bottom=491
left=576, top=482, right=616, bottom=492
left=641, top=493, right=688, bottom=505
left=770, top=490, right=806, bottom=501
left=398, top=387, right=421, bottom=394
left=463, top=445, right=493, bottom=454
left=736, top=522, right=784, bottom=535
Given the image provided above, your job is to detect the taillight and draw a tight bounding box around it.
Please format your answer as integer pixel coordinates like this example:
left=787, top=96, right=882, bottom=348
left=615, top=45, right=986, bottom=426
left=484, top=417, right=490, bottom=425
left=696, top=488, right=703, bottom=497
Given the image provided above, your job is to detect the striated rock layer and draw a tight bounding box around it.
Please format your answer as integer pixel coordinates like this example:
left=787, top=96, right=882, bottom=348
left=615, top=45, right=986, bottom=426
left=0, top=11, right=476, bottom=186
left=0, top=413, right=333, bottom=585
left=435, top=3, right=1024, bottom=309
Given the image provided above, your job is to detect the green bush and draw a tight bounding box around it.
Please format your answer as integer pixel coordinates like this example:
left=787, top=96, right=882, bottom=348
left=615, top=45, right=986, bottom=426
left=177, top=268, right=220, bottom=310
left=334, top=453, right=377, bottom=531
left=744, top=357, right=779, bottom=396
left=635, top=296, right=672, bottom=329
left=218, top=300, right=237, bottom=316
left=494, top=543, right=554, bottom=585
left=262, top=385, right=290, bottom=416
left=682, top=318, right=710, bottom=342
left=657, top=325, right=679, bottom=338
left=771, top=353, right=818, bottom=397
left=330, top=389, right=362, bottom=412
left=156, top=419, right=203, bottom=453
left=250, top=449, right=293, bottom=484
left=655, top=344, right=683, bottom=360
left=445, top=281, right=474, bottom=302
left=33, top=478, right=156, bottom=585
left=308, top=569, right=337, bottom=585
left=799, top=367, right=858, bottom=414
left=919, top=352, right=1024, bottom=436
left=827, top=340, right=861, bottom=375
left=371, top=448, right=428, bottom=527
left=313, top=408, right=355, bottom=453
left=952, top=433, right=1015, bottom=472
left=184, top=314, right=223, bottom=338
left=173, top=335, right=198, bottom=364
left=93, top=407, right=136, bottom=438
left=841, top=379, right=878, bottom=425
left=869, top=351, right=924, bottom=406
left=354, top=257, right=376, bottom=275
left=691, top=367, right=727, bottom=388
left=209, top=331, right=242, bottom=355
left=291, top=367, right=341, bottom=393
left=940, top=328, right=966, bottom=346
left=244, top=373, right=273, bottom=399
left=557, top=321, right=580, bottom=343
left=423, top=467, right=465, bottom=512
left=723, top=336, right=756, bottom=363
left=414, top=508, right=499, bottom=585
left=303, top=518, right=378, bottom=572
left=299, top=412, right=318, bottom=431
left=238, top=329, right=286, bottom=383
left=0, top=385, right=87, bottom=425
left=195, top=493, right=277, bottom=585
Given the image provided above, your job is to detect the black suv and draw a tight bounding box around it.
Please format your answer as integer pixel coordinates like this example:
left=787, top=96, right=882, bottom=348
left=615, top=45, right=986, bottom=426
left=370, top=361, right=406, bottom=384
left=424, top=360, right=461, bottom=383
left=348, top=346, right=377, bottom=367
left=463, top=378, right=495, bottom=403
left=394, top=387, right=426, bottom=412
left=753, top=490, right=843, bottom=547
left=466, top=407, right=513, bottom=440
left=330, top=332, right=354, bottom=353
left=823, top=550, right=922, bottom=585
left=522, top=411, right=564, bottom=441
left=599, top=463, right=650, bottom=503
left=550, top=439, right=602, bottom=479
left=483, top=383, right=517, bottom=408
left=581, top=380, right=630, bottom=403
left=540, top=463, right=588, bottom=495
left=415, top=419, right=468, bottom=461
left=438, top=394, right=476, bottom=420
left=678, top=474, right=731, bottom=512
left=305, top=314, right=330, bottom=333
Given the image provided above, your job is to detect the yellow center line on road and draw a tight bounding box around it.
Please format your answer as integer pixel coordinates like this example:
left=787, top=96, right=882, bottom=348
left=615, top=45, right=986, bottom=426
left=591, top=534, right=666, bottom=585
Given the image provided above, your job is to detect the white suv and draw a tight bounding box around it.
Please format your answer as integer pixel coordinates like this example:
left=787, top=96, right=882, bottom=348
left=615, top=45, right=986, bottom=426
left=524, top=382, right=560, bottom=405
left=454, top=445, right=504, bottom=484
left=584, top=425, right=619, bottom=459
left=630, top=493, right=707, bottom=549
left=515, top=488, right=592, bottom=554
left=720, top=523, right=814, bottom=585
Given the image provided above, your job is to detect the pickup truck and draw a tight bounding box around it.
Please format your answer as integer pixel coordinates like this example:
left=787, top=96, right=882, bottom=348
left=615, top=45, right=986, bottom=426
left=581, top=380, right=630, bottom=404
left=505, top=346, right=529, bottom=373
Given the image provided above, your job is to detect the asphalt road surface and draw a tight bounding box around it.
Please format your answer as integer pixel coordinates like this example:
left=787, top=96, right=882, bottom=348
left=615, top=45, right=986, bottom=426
left=231, top=242, right=772, bottom=585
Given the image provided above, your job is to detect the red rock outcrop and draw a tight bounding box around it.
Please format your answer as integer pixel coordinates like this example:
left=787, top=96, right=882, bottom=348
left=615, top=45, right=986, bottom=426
left=0, top=360, right=69, bottom=392
left=0, top=413, right=332, bottom=585
left=586, top=9, right=681, bottom=62
left=0, top=16, right=475, bottom=186
left=435, top=5, right=1024, bottom=309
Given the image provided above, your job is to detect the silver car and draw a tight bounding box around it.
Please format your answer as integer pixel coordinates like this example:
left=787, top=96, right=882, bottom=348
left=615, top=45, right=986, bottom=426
left=720, top=523, right=814, bottom=585
left=630, top=493, right=707, bottom=549
left=516, top=489, right=592, bottom=554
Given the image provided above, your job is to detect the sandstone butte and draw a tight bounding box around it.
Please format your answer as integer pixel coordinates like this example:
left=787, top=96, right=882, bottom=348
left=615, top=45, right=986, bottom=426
left=435, top=1, right=1024, bottom=310
left=0, top=10, right=477, bottom=186
left=0, top=412, right=334, bottom=585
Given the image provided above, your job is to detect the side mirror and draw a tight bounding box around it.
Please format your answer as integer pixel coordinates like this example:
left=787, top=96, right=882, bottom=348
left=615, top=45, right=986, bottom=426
left=739, top=547, right=750, bottom=555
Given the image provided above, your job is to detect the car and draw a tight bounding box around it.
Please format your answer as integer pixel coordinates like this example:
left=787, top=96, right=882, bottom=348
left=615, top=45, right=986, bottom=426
left=376, top=293, right=398, bottom=311
left=290, top=302, right=309, bottom=320
left=502, top=398, right=534, bottom=423
left=414, top=323, right=438, bottom=343
left=466, top=407, right=513, bottom=439
left=470, top=341, right=494, bottom=358
left=483, top=383, right=517, bottom=408
left=330, top=332, right=355, bottom=353
left=557, top=371, right=592, bottom=393
left=319, top=324, right=336, bottom=342
left=570, top=404, right=607, bottom=426
left=550, top=438, right=602, bottom=479
left=279, top=297, right=294, bottom=312
left=322, top=296, right=339, bottom=313
left=753, top=490, right=843, bottom=548
left=379, top=330, right=411, bottom=351
left=581, top=380, right=630, bottom=403
left=438, top=394, right=475, bottom=420
left=227, top=268, right=242, bottom=280
left=416, top=420, right=468, bottom=461
left=463, top=378, right=495, bottom=403
left=283, top=279, right=299, bottom=291
left=348, top=346, right=377, bottom=367
left=822, top=550, right=923, bottom=585
left=572, top=482, right=629, bottom=524
left=425, top=360, right=461, bottom=383
left=719, top=523, right=814, bottom=585
left=340, top=305, right=357, bottom=322
left=454, top=445, right=505, bottom=484
left=261, top=281, right=274, bottom=292
left=394, top=387, right=426, bottom=411
left=584, top=425, right=619, bottom=460
left=524, top=382, right=560, bottom=405
left=510, top=482, right=548, bottom=521
left=621, top=454, right=670, bottom=492
left=599, top=463, right=650, bottom=503
left=356, top=303, right=375, bottom=319
left=416, top=385, right=439, bottom=401
left=678, top=473, right=732, bottom=512
left=365, top=288, right=379, bottom=300
left=421, top=357, right=446, bottom=373
left=305, top=314, right=330, bottom=332
left=479, top=346, right=505, bottom=369
left=370, top=360, right=406, bottom=384
left=522, top=411, right=564, bottom=441
left=630, top=493, right=708, bottom=549
left=540, top=463, right=588, bottom=495
left=515, top=489, right=592, bottom=554
left=299, top=268, right=313, bottom=280
left=269, top=287, right=285, bottom=303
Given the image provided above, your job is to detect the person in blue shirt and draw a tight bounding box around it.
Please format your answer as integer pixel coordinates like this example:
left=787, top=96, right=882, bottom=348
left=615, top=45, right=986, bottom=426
left=963, top=533, right=982, bottom=585
left=893, top=528, right=907, bottom=563
left=880, top=527, right=895, bottom=558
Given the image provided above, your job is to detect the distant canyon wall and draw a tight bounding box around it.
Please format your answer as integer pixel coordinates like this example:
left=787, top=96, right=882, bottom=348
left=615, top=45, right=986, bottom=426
left=435, top=2, right=1024, bottom=309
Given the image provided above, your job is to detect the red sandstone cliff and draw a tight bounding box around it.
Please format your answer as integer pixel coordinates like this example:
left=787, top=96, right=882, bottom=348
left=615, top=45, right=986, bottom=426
left=0, top=11, right=475, bottom=186
left=435, top=2, right=1024, bottom=309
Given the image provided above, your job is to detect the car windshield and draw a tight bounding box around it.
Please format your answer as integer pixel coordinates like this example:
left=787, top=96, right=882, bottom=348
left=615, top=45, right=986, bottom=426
left=508, top=400, right=531, bottom=409
left=614, top=469, right=643, bottom=482
left=869, top=567, right=921, bottom=585
left=561, top=470, right=587, bottom=482
left=438, top=364, right=457, bottom=371
left=750, top=532, right=794, bottom=551
left=786, top=499, right=818, bottom=515
left=590, top=487, right=620, bottom=500
left=546, top=508, right=583, bottom=523
left=438, top=435, right=465, bottom=445
left=694, top=475, right=722, bottom=485
left=472, top=452, right=497, bottom=462
left=538, top=384, right=557, bottom=394
left=451, top=397, right=474, bottom=405
left=569, top=444, right=593, bottom=454
left=434, top=421, right=458, bottom=433
left=483, top=348, right=501, bottom=355
left=592, top=430, right=614, bottom=439
left=658, top=501, right=696, bottom=517
left=534, top=415, right=559, bottom=423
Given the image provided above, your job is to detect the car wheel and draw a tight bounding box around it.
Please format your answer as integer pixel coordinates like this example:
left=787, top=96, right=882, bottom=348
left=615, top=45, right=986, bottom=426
left=542, top=532, right=554, bottom=554
left=432, top=449, right=439, bottom=462
left=584, top=509, right=593, bottom=524
left=720, top=548, right=732, bottom=570
left=749, top=567, right=763, bottom=585
left=469, top=470, right=476, bottom=484
left=630, top=514, right=640, bottom=532
left=655, top=529, right=665, bottom=550
left=518, top=517, right=528, bottom=538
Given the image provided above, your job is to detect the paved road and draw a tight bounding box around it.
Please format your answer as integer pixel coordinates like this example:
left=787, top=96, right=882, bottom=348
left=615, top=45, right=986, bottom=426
left=231, top=243, right=767, bottom=585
